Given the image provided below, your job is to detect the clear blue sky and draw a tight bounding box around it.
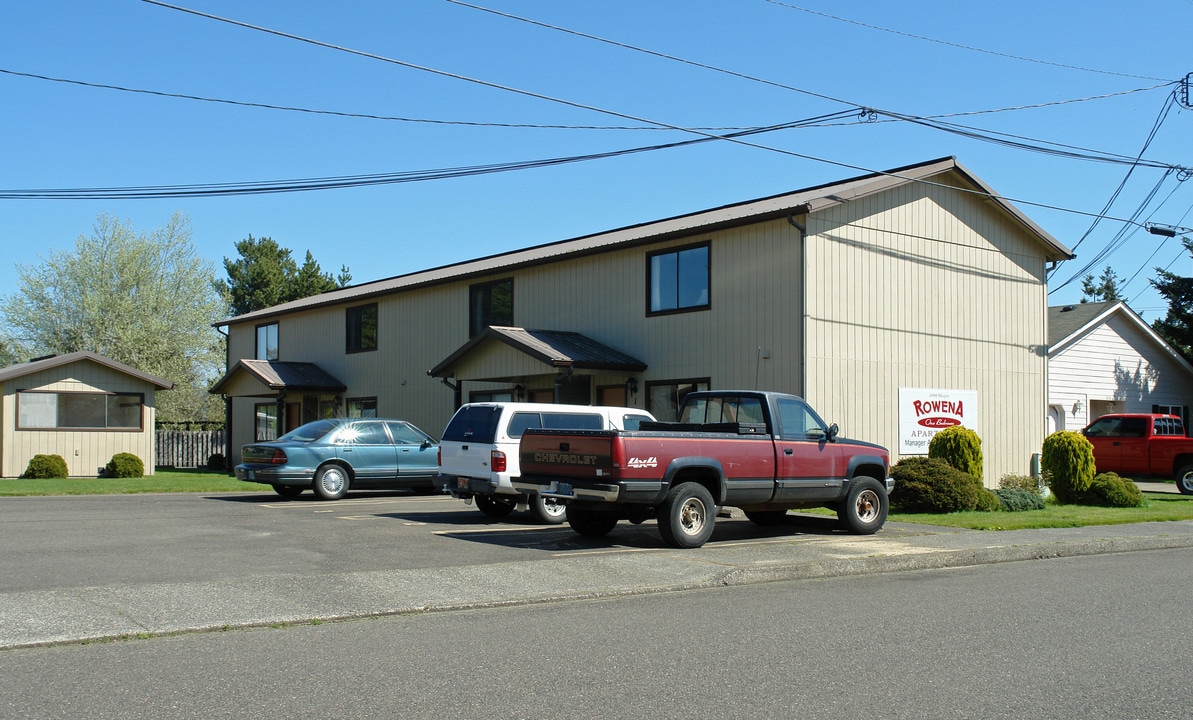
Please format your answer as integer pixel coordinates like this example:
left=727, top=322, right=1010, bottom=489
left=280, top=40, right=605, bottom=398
left=1, top=0, right=1189, bottom=321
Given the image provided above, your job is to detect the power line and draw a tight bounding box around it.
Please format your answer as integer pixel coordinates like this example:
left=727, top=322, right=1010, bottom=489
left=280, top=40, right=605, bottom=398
left=762, top=0, right=1169, bottom=82
left=0, top=67, right=757, bottom=132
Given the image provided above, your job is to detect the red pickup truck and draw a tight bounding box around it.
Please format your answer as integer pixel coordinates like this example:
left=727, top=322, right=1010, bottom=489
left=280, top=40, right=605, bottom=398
left=1081, top=413, right=1193, bottom=495
left=514, top=390, right=893, bottom=548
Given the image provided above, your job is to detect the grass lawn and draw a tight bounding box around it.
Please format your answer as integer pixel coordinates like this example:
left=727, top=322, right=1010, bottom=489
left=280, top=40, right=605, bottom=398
left=0, top=469, right=260, bottom=496
left=3, top=472, right=1192, bottom=532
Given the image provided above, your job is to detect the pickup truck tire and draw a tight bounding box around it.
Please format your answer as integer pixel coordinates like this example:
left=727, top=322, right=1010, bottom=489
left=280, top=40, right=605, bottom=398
left=313, top=464, right=349, bottom=500
left=475, top=495, right=517, bottom=518
left=658, top=482, right=716, bottom=548
left=1177, top=464, right=1193, bottom=495
left=567, top=507, right=619, bottom=537
left=744, top=510, right=789, bottom=526
left=530, top=496, right=568, bottom=524
left=838, top=476, right=887, bottom=534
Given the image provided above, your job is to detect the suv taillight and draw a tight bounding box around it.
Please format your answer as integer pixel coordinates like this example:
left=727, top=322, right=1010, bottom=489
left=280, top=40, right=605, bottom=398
left=437, top=446, right=442, bottom=466
left=491, top=450, right=507, bottom=473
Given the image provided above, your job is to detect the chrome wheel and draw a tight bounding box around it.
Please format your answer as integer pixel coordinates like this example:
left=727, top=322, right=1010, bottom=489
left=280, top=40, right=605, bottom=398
left=314, top=465, right=349, bottom=500
left=678, top=495, right=708, bottom=537
left=854, top=488, right=881, bottom=524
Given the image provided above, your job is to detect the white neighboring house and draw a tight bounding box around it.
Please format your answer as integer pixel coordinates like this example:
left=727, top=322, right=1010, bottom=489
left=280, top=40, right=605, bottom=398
left=1048, top=301, right=1193, bottom=434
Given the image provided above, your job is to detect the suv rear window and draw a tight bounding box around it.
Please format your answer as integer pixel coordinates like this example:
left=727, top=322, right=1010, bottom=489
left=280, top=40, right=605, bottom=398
left=442, top=406, right=502, bottom=443
left=506, top=411, right=604, bottom=438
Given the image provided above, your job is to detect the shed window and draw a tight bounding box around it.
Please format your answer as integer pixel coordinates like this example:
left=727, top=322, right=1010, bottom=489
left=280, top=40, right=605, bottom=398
left=17, top=391, right=144, bottom=430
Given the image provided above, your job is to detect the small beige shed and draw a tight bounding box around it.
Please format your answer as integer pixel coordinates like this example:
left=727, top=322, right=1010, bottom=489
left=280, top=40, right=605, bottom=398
left=0, top=352, right=173, bottom=478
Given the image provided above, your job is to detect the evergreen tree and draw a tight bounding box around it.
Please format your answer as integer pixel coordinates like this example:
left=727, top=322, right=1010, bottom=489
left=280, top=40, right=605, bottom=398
left=220, top=237, right=350, bottom=316
left=1080, top=265, right=1125, bottom=303
left=1151, top=237, right=1193, bottom=361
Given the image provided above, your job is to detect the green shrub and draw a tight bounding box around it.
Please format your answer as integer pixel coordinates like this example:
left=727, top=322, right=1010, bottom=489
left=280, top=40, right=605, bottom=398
left=206, top=453, right=226, bottom=471
left=995, top=487, right=1046, bottom=512
left=21, top=454, right=69, bottom=479
left=890, top=456, right=991, bottom=513
left=999, top=474, right=1041, bottom=494
left=975, top=488, right=1002, bottom=512
left=106, top=453, right=144, bottom=478
left=1041, top=431, right=1096, bottom=503
left=1081, top=472, right=1144, bottom=508
left=928, top=426, right=983, bottom=482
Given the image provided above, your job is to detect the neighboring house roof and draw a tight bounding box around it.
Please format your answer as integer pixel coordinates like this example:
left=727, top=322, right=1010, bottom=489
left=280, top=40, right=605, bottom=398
left=219, top=157, right=1075, bottom=327
left=1048, top=301, right=1193, bottom=375
left=209, top=360, right=347, bottom=395
left=0, top=351, right=173, bottom=389
left=429, top=327, right=648, bottom=379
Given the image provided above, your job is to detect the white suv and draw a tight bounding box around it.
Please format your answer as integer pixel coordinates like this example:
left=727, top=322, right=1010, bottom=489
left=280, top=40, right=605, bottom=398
left=436, top=402, right=656, bottom=523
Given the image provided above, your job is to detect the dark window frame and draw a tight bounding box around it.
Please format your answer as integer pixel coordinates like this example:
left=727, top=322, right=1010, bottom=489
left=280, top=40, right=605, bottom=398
left=646, top=242, right=711, bottom=316
left=469, top=278, right=514, bottom=337
left=346, top=303, right=378, bottom=354
left=644, top=378, right=710, bottom=422
left=254, top=402, right=279, bottom=441
left=255, top=322, right=279, bottom=361
left=346, top=397, right=378, bottom=418
left=16, top=390, right=145, bottom=431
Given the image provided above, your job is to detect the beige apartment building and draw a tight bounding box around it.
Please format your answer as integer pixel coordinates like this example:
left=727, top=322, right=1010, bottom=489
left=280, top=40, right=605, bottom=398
left=211, top=157, right=1073, bottom=484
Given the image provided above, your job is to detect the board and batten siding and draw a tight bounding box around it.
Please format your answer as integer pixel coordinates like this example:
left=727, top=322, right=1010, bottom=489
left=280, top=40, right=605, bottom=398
left=1050, top=313, right=1193, bottom=431
left=225, top=218, right=807, bottom=461
left=802, top=177, right=1050, bottom=485
left=512, top=218, right=805, bottom=394
left=1, top=362, right=158, bottom=478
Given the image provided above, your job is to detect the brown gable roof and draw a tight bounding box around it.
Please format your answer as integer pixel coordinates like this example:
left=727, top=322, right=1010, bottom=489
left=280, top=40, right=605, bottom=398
left=209, top=359, right=347, bottom=395
left=429, top=327, right=647, bottom=379
left=219, top=157, right=1074, bottom=327
left=0, top=351, right=173, bottom=389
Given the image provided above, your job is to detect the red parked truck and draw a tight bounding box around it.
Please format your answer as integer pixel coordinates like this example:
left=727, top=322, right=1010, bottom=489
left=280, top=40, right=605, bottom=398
left=1081, top=413, right=1193, bottom=494
left=514, top=390, right=893, bottom=548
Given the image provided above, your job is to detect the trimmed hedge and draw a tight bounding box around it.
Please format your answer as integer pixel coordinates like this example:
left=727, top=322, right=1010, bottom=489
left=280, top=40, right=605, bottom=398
left=928, top=426, right=984, bottom=483
left=1041, top=431, right=1096, bottom=503
left=22, top=454, right=69, bottom=479
left=890, top=456, right=1000, bottom=513
left=994, top=487, right=1046, bottom=512
left=105, top=453, right=145, bottom=478
left=1082, top=472, right=1144, bottom=508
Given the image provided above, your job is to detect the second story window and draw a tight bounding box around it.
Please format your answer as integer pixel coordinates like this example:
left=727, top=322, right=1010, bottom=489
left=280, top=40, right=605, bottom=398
left=256, top=322, right=278, bottom=360
left=346, top=303, right=378, bottom=354
left=647, top=243, right=709, bottom=315
left=470, top=278, right=513, bottom=337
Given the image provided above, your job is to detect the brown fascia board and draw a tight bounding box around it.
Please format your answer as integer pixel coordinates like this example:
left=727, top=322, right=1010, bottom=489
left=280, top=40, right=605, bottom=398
left=217, top=157, right=1071, bottom=327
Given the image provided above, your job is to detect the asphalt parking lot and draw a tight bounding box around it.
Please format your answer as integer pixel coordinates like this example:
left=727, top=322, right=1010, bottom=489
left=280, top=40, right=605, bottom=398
left=2, top=485, right=1192, bottom=649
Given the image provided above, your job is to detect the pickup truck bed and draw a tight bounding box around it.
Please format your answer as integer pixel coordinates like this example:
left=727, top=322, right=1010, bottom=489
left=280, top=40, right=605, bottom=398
left=515, top=391, right=893, bottom=548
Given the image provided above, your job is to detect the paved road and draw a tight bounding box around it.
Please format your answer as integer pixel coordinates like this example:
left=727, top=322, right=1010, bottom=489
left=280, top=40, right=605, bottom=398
left=2, top=549, right=1190, bottom=719
left=2, top=485, right=1191, bottom=649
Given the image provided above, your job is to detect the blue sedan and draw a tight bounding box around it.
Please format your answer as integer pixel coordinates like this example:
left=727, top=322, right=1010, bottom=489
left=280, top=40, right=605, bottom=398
left=234, top=418, right=439, bottom=500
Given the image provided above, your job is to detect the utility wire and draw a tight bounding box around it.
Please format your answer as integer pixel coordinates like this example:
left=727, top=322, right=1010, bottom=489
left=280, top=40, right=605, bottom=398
left=55, top=1, right=1165, bottom=237
left=443, top=1, right=1186, bottom=175
left=762, top=0, right=1169, bottom=82
left=0, top=115, right=853, bottom=199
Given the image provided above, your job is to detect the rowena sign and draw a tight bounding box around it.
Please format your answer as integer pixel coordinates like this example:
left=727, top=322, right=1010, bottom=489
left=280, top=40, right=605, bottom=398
left=898, top=388, right=979, bottom=455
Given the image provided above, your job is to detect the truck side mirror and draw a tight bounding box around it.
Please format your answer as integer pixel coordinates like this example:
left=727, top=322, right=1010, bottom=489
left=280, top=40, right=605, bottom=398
left=827, top=423, right=839, bottom=442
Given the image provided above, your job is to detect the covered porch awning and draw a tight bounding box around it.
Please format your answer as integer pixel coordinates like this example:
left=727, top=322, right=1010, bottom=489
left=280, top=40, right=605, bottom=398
left=209, top=359, right=347, bottom=397
left=428, top=327, right=647, bottom=384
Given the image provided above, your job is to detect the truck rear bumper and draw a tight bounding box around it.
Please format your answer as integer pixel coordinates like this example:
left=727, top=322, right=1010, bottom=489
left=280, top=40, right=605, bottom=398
left=513, top=478, right=619, bottom=503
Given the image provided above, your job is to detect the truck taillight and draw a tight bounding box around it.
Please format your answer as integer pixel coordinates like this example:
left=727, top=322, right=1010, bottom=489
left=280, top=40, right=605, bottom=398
left=611, top=437, right=625, bottom=470
left=437, top=446, right=442, bottom=466
left=491, top=450, right=507, bottom=473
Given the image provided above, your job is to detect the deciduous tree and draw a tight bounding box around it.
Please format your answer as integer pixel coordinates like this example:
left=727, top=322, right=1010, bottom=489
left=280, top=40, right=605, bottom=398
left=0, top=212, right=226, bottom=423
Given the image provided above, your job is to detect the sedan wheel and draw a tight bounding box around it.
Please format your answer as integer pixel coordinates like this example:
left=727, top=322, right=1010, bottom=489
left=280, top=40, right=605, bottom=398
left=313, top=464, right=350, bottom=500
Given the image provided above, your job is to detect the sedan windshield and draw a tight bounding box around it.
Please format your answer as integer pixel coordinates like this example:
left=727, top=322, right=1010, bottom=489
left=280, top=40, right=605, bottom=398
left=277, top=419, right=343, bottom=443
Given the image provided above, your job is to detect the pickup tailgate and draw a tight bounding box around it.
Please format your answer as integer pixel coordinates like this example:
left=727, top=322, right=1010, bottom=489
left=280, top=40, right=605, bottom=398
left=519, top=429, right=616, bottom=480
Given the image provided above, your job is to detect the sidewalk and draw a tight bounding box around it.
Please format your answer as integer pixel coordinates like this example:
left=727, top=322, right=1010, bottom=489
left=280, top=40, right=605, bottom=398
left=4, top=510, right=1192, bottom=650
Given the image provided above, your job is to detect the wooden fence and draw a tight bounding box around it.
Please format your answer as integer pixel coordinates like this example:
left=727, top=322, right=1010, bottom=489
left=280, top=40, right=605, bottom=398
left=155, top=428, right=226, bottom=469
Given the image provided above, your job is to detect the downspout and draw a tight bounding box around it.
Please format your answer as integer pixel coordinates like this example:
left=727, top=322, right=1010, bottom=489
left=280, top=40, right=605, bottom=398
left=786, top=211, right=809, bottom=398
left=217, top=325, right=231, bottom=472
